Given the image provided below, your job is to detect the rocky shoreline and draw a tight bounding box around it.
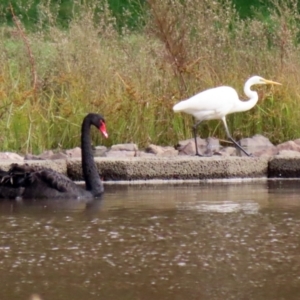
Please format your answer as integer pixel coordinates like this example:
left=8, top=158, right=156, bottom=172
left=0, top=134, right=300, bottom=181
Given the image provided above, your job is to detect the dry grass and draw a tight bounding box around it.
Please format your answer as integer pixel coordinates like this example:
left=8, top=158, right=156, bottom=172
left=0, top=0, right=299, bottom=153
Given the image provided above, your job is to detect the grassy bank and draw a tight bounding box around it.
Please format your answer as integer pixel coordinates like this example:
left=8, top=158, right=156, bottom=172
left=0, top=0, right=299, bottom=153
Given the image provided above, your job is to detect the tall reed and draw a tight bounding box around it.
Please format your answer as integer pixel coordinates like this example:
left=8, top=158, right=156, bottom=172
left=0, top=0, right=299, bottom=153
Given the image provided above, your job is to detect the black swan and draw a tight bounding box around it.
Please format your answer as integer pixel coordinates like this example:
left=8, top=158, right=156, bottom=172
left=0, top=113, right=108, bottom=200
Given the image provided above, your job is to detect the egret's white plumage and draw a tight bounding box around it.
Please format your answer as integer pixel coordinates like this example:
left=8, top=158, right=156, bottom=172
left=173, top=76, right=281, bottom=156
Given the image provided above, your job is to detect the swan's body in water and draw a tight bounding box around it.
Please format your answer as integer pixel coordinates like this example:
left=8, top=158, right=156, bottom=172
left=0, top=113, right=108, bottom=200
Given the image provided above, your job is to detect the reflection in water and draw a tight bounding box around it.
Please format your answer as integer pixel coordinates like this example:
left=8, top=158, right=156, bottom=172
left=1, top=180, right=300, bottom=300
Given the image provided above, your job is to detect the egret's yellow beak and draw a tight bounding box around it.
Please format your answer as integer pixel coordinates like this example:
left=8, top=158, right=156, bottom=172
left=263, top=78, right=282, bottom=85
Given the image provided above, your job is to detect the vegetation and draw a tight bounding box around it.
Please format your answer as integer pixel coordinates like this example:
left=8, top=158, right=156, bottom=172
left=0, top=0, right=299, bottom=153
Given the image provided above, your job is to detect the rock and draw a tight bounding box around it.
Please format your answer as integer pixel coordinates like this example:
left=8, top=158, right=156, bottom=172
left=205, top=137, right=220, bottom=156
left=65, top=147, right=82, bottom=158
left=146, top=144, right=178, bottom=156
left=136, top=151, right=156, bottom=157
left=216, top=147, right=237, bottom=157
left=0, top=152, right=23, bottom=160
left=25, top=150, right=68, bottom=160
left=177, top=137, right=206, bottom=147
left=106, top=150, right=137, bottom=157
left=177, top=140, right=198, bottom=156
left=277, top=150, right=300, bottom=157
left=176, top=137, right=220, bottom=156
left=252, top=140, right=300, bottom=157
left=293, top=139, right=300, bottom=146
left=253, top=147, right=278, bottom=157
left=111, top=143, right=138, bottom=152
left=268, top=156, right=300, bottom=177
left=239, top=134, right=274, bottom=156
left=107, top=144, right=138, bottom=158
left=49, top=152, right=69, bottom=160
left=39, top=150, right=54, bottom=159
left=93, top=146, right=107, bottom=157
left=276, top=141, right=300, bottom=153
left=24, top=154, right=43, bottom=160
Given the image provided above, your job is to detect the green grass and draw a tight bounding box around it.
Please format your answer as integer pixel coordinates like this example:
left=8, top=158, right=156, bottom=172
left=0, top=0, right=299, bottom=154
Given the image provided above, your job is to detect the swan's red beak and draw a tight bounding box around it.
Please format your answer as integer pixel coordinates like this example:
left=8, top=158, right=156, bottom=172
left=99, top=121, right=108, bottom=138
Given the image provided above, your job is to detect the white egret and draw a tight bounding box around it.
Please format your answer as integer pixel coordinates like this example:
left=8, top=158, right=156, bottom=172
left=173, top=76, right=281, bottom=156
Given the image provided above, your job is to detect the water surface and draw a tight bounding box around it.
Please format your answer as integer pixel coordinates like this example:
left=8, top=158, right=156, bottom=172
left=1, top=180, right=300, bottom=300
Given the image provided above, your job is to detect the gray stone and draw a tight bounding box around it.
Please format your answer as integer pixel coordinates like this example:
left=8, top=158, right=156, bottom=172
left=39, top=150, right=55, bottom=159
left=254, top=147, right=278, bottom=157
left=276, top=141, right=300, bottom=153
left=146, top=144, right=178, bottom=156
left=293, top=139, right=300, bottom=146
left=93, top=146, right=107, bottom=157
left=176, top=137, right=220, bottom=156
left=177, top=137, right=207, bottom=147
left=216, top=147, right=237, bottom=157
left=24, top=154, right=43, bottom=160
left=277, top=150, right=300, bottom=157
left=25, top=150, right=55, bottom=160
left=49, top=152, right=69, bottom=160
left=0, top=152, right=23, bottom=161
left=239, top=134, right=274, bottom=155
left=269, top=157, right=300, bottom=178
left=25, top=151, right=69, bottom=160
left=136, top=152, right=156, bottom=157
left=106, top=150, right=137, bottom=158
left=177, top=140, right=197, bottom=156
left=205, top=137, right=220, bottom=156
left=111, top=143, right=138, bottom=151
left=176, top=138, right=206, bottom=155
left=65, top=147, right=82, bottom=158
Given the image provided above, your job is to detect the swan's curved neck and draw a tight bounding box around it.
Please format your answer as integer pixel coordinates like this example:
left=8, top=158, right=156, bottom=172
left=81, top=118, right=103, bottom=196
left=236, top=80, right=259, bottom=113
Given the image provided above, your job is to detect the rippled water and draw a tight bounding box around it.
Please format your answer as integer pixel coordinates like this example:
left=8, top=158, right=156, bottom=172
left=1, top=180, right=300, bottom=300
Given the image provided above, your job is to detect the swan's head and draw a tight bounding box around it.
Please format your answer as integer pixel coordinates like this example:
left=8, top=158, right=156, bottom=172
left=86, top=113, right=108, bottom=138
left=248, top=76, right=281, bottom=86
left=99, top=119, right=108, bottom=138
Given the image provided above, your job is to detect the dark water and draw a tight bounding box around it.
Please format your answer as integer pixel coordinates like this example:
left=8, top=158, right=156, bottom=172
left=1, top=180, right=300, bottom=300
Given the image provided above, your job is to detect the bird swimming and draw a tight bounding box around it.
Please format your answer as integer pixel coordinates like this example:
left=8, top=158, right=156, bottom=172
left=0, top=113, right=108, bottom=200
left=173, top=76, right=281, bottom=156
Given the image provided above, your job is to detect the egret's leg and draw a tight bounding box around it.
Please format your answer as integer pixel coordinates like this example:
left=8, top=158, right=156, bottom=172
left=193, top=121, right=202, bottom=156
left=222, top=117, right=251, bottom=157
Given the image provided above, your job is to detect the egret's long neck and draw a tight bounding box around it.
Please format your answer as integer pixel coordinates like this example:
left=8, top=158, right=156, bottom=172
left=236, top=80, right=259, bottom=113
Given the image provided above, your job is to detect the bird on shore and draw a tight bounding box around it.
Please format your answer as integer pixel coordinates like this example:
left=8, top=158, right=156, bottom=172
left=0, top=113, right=108, bottom=200
left=173, top=76, right=281, bottom=156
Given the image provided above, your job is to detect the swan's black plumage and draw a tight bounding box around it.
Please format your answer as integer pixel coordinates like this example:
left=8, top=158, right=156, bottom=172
left=0, top=113, right=108, bottom=200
